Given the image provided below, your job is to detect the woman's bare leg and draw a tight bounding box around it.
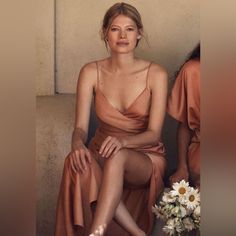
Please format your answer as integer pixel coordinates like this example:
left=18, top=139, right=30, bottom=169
left=89, top=149, right=152, bottom=235
left=114, top=200, right=146, bottom=236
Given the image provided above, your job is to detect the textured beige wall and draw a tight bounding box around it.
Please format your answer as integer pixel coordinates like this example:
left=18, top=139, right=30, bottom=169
left=36, top=95, right=75, bottom=236
left=56, top=0, right=199, bottom=93
left=36, top=0, right=199, bottom=94
left=36, top=0, right=54, bottom=95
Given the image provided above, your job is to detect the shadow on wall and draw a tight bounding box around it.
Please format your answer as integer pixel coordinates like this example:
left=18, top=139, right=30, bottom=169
left=36, top=94, right=178, bottom=236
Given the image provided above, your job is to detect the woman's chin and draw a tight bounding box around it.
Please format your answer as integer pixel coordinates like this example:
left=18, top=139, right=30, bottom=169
left=110, top=48, right=135, bottom=54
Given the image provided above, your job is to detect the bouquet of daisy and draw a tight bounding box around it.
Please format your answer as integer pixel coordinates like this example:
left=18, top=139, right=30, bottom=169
left=152, top=180, right=200, bottom=236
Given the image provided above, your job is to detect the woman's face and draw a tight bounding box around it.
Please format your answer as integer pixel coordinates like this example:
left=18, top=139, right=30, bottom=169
left=106, top=14, right=141, bottom=54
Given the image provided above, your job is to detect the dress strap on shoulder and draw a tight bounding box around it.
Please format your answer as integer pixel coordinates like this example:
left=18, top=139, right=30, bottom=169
left=146, top=62, right=152, bottom=89
left=95, top=61, right=100, bottom=89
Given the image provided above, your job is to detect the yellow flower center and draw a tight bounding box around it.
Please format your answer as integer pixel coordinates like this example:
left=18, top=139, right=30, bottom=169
left=178, top=187, right=186, bottom=195
left=189, top=195, right=195, bottom=202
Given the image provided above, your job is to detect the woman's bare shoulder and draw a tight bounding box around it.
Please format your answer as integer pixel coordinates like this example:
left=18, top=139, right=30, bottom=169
left=80, top=61, right=97, bottom=76
left=150, top=62, right=167, bottom=74
left=149, top=62, right=168, bottom=83
left=181, top=59, right=200, bottom=73
left=137, top=59, right=167, bottom=74
left=77, top=61, right=99, bottom=87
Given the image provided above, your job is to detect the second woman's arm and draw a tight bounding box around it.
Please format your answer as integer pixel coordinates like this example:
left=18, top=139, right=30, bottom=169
left=169, top=122, right=192, bottom=185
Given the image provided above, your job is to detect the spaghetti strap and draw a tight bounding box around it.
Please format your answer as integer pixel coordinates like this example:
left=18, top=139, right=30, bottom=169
left=95, top=61, right=100, bottom=89
left=146, top=62, right=152, bottom=90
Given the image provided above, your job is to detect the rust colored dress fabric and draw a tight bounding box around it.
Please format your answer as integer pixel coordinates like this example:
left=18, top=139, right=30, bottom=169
left=167, top=59, right=200, bottom=187
left=55, top=62, right=167, bottom=236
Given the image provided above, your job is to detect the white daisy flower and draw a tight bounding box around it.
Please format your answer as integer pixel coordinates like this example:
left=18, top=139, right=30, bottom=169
left=152, top=205, right=166, bottom=220
left=170, top=180, right=190, bottom=199
left=163, top=219, right=175, bottom=235
left=183, top=217, right=195, bottom=231
left=174, top=218, right=184, bottom=233
left=193, top=205, right=201, bottom=217
left=186, top=207, right=194, bottom=216
left=171, top=206, right=180, bottom=216
left=179, top=205, right=187, bottom=218
left=185, top=188, right=200, bottom=210
left=162, top=204, right=175, bottom=218
left=162, top=191, right=177, bottom=203
left=170, top=205, right=187, bottom=218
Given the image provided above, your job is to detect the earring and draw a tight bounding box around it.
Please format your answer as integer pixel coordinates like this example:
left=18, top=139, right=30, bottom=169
left=137, top=35, right=142, bottom=40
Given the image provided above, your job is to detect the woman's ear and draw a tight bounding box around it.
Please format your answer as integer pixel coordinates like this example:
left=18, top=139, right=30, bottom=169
left=137, top=29, right=143, bottom=39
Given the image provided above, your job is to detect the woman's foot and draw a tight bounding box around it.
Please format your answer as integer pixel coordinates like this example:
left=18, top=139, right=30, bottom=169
left=89, top=224, right=107, bottom=236
left=132, top=228, right=146, bottom=236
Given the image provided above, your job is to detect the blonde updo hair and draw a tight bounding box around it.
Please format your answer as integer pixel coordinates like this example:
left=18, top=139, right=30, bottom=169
left=101, top=2, right=143, bottom=48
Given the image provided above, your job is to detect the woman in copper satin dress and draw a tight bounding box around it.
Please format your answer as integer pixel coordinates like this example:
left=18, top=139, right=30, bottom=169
left=168, top=43, right=200, bottom=188
left=55, top=3, right=168, bottom=236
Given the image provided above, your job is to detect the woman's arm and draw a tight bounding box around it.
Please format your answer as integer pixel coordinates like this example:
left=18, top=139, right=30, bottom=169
left=69, top=62, right=96, bottom=172
left=122, top=65, right=168, bottom=148
left=99, top=64, right=168, bottom=158
left=72, top=63, right=95, bottom=148
left=169, top=122, right=192, bottom=185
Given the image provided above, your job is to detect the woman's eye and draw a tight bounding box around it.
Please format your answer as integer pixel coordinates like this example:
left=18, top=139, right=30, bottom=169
left=110, top=28, right=119, bottom=32
left=127, top=28, right=135, bottom=31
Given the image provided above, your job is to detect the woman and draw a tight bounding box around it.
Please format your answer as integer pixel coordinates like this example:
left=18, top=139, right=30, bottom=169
left=55, top=3, right=167, bottom=236
left=168, top=43, right=200, bottom=188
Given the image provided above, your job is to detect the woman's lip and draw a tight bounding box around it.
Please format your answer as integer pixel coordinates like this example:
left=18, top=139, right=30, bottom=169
left=116, top=42, right=129, bottom=45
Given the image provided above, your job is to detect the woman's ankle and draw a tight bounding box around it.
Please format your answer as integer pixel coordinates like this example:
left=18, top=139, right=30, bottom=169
left=89, top=224, right=107, bottom=236
left=131, top=228, right=146, bottom=236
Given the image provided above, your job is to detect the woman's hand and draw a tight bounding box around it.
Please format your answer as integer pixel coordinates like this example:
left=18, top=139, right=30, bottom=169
left=99, top=136, right=124, bottom=158
left=69, top=144, right=92, bottom=173
left=169, top=166, right=189, bottom=186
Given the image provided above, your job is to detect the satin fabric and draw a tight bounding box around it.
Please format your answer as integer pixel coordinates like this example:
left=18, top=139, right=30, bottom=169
left=55, top=63, right=167, bottom=235
left=167, top=59, right=200, bottom=187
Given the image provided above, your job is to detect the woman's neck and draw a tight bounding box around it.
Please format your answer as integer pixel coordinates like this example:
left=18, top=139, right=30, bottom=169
left=108, top=53, right=137, bottom=72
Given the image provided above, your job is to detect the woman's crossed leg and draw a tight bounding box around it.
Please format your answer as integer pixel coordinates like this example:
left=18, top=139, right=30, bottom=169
left=90, top=148, right=153, bottom=236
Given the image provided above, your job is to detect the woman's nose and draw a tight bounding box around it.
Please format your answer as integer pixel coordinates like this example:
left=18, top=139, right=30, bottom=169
left=120, top=31, right=126, bottom=39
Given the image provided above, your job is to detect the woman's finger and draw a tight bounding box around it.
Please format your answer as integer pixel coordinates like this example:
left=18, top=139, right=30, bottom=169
left=99, top=136, right=112, bottom=154
left=102, top=139, right=114, bottom=157
left=85, top=149, right=92, bottom=163
left=105, top=143, right=117, bottom=158
left=169, top=177, right=174, bottom=185
left=69, top=153, right=77, bottom=173
left=79, top=150, right=87, bottom=170
left=74, top=151, right=83, bottom=173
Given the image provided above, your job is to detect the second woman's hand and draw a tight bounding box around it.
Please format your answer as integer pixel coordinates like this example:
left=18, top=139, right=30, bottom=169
left=99, top=136, right=125, bottom=158
left=69, top=144, right=92, bottom=173
left=169, top=166, right=189, bottom=186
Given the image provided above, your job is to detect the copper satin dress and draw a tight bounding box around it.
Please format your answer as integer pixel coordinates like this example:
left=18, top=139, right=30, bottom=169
left=167, top=59, right=200, bottom=187
left=55, top=62, right=167, bottom=236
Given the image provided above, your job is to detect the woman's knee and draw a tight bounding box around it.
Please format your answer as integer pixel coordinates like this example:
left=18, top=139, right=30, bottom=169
left=103, top=148, right=129, bottom=169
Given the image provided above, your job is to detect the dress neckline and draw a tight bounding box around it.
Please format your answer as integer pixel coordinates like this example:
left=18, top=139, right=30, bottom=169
left=96, top=87, right=150, bottom=114
left=95, top=61, right=152, bottom=114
